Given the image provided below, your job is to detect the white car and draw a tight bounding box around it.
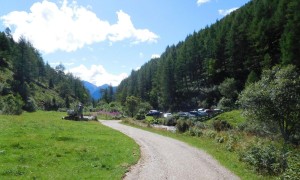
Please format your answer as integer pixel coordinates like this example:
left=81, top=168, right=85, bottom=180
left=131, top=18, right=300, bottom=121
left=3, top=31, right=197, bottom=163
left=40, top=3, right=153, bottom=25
left=163, top=113, right=172, bottom=118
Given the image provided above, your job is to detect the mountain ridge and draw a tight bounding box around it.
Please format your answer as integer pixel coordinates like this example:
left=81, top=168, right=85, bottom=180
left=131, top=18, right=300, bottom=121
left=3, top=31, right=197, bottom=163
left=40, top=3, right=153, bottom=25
left=83, top=81, right=116, bottom=100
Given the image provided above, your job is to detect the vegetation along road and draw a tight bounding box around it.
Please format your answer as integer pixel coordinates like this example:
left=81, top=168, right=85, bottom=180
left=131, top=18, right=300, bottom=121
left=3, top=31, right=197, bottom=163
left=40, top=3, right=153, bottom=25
left=100, top=120, right=239, bottom=180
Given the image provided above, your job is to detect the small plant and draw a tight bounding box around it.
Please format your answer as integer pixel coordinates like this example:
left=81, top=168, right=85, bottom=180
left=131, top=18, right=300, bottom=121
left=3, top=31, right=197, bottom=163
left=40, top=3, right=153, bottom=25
left=194, top=121, right=206, bottom=129
left=176, top=119, right=191, bottom=133
left=162, top=116, right=176, bottom=126
left=189, top=127, right=203, bottom=137
left=204, top=130, right=217, bottom=139
left=215, top=136, right=225, bottom=143
left=281, top=153, right=300, bottom=180
left=225, top=134, right=238, bottom=152
left=213, top=120, right=232, bottom=132
left=239, top=143, right=288, bottom=175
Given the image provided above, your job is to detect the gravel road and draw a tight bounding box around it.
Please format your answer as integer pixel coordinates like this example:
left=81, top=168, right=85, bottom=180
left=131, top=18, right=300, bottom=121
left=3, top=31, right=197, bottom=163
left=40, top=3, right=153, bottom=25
left=100, top=120, right=240, bottom=180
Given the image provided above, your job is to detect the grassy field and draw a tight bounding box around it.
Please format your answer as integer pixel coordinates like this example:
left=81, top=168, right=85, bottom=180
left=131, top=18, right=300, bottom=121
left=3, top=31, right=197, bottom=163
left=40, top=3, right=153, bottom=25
left=0, top=111, right=140, bottom=179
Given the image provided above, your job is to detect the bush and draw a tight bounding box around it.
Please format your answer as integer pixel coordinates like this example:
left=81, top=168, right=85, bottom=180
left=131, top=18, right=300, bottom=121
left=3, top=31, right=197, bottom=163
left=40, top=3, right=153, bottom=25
left=176, top=119, right=193, bottom=133
left=1, top=94, right=24, bottom=115
left=217, top=97, right=235, bottom=111
left=23, top=97, right=38, bottom=112
left=135, top=112, right=145, bottom=120
left=281, top=153, right=300, bottom=179
left=204, top=130, right=217, bottom=139
left=225, top=134, right=239, bottom=152
left=241, top=121, right=277, bottom=137
left=146, top=117, right=162, bottom=124
left=212, top=120, right=232, bottom=132
left=189, top=127, right=203, bottom=137
left=162, top=116, right=176, bottom=126
left=215, top=136, right=225, bottom=143
left=239, top=144, right=287, bottom=175
left=194, top=121, right=207, bottom=129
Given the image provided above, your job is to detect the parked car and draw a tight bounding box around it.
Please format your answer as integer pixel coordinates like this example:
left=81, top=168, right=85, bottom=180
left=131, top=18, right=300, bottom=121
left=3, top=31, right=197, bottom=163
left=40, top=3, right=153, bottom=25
left=163, top=113, right=172, bottom=118
left=178, top=112, right=195, bottom=118
left=189, top=111, right=208, bottom=117
left=213, top=109, right=223, bottom=113
left=146, top=110, right=161, bottom=116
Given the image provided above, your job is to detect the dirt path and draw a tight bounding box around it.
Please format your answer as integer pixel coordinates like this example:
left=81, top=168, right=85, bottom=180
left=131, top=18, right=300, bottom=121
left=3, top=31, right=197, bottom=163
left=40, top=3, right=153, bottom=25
left=100, top=120, right=240, bottom=180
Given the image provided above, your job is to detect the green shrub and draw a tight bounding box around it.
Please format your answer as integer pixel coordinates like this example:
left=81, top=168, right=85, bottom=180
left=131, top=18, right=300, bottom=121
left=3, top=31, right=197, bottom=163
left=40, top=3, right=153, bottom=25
left=176, top=119, right=192, bottom=133
left=213, top=120, right=232, bottom=132
left=23, top=97, right=37, bottom=112
left=281, top=153, right=300, bottom=179
left=194, top=121, right=207, bottom=129
left=162, top=116, right=176, bottom=126
left=146, top=117, right=162, bottom=124
left=225, top=134, right=239, bottom=152
left=135, top=112, right=145, bottom=120
left=204, top=130, right=217, bottom=139
left=189, top=127, right=203, bottom=137
left=215, top=136, right=225, bottom=143
left=239, top=144, right=287, bottom=175
left=1, top=94, right=23, bottom=115
left=241, top=121, right=276, bottom=137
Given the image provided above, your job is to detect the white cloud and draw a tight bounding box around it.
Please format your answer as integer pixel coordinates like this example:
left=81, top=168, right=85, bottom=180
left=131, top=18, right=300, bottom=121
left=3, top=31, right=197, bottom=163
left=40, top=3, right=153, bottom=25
left=151, top=54, right=160, bottom=59
left=108, top=10, right=159, bottom=44
left=218, top=7, right=238, bottom=16
left=67, top=64, right=128, bottom=86
left=197, top=0, right=211, bottom=6
left=1, top=0, right=159, bottom=53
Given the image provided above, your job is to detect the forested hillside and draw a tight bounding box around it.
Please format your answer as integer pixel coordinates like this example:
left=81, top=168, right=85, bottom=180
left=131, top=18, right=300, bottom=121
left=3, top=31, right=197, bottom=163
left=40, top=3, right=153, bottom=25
left=0, top=30, right=90, bottom=114
left=116, top=0, right=300, bottom=111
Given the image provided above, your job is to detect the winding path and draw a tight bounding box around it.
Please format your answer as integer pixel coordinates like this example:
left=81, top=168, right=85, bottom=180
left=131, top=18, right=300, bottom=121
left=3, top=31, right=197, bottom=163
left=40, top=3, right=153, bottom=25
left=100, top=120, right=240, bottom=180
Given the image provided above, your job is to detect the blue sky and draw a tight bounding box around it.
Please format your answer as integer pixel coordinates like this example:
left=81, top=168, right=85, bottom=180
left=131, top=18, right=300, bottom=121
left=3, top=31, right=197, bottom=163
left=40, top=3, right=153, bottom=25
left=0, top=0, right=250, bottom=86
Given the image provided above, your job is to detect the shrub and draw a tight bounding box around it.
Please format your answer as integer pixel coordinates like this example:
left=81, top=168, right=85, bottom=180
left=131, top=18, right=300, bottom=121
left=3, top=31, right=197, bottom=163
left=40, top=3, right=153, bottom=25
left=281, top=153, right=300, bottom=179
left=215, top=136, right=225, bottom=143
left=135, top=112, right=145, bottom=120
left=213, top=120, right=232, bottom=132
left=204, top=130, right=217, bottom=139
left=189, top=127, right=203, bottom=137
left=176, top=119, right=192, bottom=133
left=225, top=134, right=239, bottom=152
left=239, top=144, right=287, bottom=175
left=23, top=97, right=37, bottom=112
left=194, top=121, right=207, bottom=129
left=146, top=117, right=162, bottom=124
left=241, top=121, right=277, bottom=137
left=162, top=116, right=176, bottom=126
left=1, top=94, right=24, bottom=115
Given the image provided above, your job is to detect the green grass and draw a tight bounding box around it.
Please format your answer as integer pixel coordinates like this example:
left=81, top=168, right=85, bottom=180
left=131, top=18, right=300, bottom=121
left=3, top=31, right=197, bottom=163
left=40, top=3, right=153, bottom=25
left=123, top=118, right=274, bottom=180
left=207, top=110, right=246, bottom=127
left=0, top=111, right=140, bottom=179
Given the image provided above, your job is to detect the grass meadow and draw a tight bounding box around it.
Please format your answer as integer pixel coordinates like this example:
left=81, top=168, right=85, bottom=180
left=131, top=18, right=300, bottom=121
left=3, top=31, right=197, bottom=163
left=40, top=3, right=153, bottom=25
left=0, top=111, right=139, bottom=179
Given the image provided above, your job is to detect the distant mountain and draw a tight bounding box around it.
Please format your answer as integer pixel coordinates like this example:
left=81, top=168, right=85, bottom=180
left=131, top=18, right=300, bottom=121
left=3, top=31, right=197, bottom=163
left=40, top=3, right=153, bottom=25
left=83, top=81, right=116, bottom=100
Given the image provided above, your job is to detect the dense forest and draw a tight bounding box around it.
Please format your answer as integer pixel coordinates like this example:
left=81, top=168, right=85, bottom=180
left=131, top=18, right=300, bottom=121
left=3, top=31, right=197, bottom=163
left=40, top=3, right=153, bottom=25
left=116, top=0, right=300, bottom=111
left=0, top=29, right=90, bottom=114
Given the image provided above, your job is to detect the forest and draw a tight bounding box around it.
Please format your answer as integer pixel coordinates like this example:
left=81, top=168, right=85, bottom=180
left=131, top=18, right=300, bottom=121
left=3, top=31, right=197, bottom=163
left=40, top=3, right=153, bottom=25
left=116, top=0, right=300, bottom=111
left=0, top=29, right=90, bottom=114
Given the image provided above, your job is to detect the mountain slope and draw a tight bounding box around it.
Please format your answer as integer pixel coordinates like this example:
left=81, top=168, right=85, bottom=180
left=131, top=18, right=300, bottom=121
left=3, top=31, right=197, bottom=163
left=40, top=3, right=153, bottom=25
left=83, top=81, right=116, bottom=100
left=0, top=32, right=91, bottom=114
left=116, top=0, right=300, bottom=111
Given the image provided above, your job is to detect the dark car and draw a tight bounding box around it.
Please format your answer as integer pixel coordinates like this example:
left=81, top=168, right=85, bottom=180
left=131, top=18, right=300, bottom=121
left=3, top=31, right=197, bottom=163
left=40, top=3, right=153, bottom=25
left=146, top=110, right=161, bottom=116
left=189, top=111, right=208, bottom=117
left=178, top=112, right=195, bottom=118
